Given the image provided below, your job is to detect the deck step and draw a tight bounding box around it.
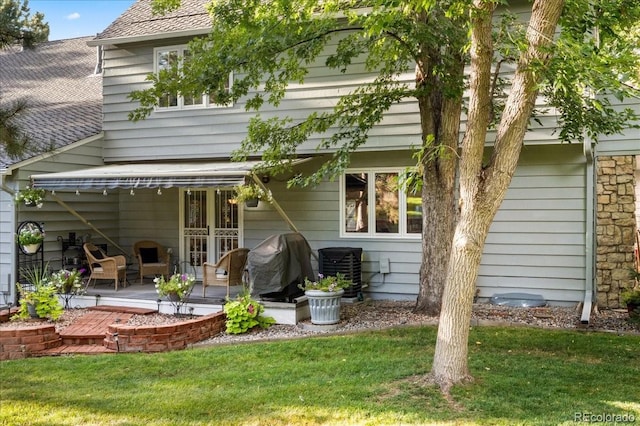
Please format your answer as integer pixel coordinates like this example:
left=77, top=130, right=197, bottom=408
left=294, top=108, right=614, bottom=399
left=88, top=305, right=157, bottom=315
left=61, top=335, right=106, bottom=345
left=35, top=344, right=116, bottom=356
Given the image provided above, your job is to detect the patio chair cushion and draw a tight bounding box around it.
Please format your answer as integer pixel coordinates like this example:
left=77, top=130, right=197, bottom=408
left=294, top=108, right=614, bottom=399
left=94, top=265, right=126, bottom=273
left=139, top=247, right=159, bottom=263
left=90, top=249, right=105, bottom=259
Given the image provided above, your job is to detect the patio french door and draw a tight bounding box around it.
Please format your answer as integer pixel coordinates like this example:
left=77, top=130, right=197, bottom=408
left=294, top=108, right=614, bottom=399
left=180, top=189, right=242, bottom=279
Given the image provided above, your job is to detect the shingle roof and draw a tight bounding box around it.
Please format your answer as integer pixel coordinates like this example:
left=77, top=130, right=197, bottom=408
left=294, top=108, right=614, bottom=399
left=0, top=37, right=102, bottom=168
left=94, top=0, right=211, bottom=42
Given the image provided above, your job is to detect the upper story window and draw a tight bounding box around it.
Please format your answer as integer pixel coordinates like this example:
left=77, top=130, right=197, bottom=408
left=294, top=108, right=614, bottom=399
left=341, top=169, right=422, bottom=238
left=155, top=45, right=232, bottom=110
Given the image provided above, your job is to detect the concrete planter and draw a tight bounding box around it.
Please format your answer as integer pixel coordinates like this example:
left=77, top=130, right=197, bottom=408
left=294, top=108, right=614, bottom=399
left=305, top=289, right=344, bottom=325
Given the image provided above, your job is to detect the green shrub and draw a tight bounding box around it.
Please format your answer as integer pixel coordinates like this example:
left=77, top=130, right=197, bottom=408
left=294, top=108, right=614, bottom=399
left=12, top=263, right=63, bottom=321
left=223, top=290, right=275, bottom=334
left=13, top=283, right=63, bottom=321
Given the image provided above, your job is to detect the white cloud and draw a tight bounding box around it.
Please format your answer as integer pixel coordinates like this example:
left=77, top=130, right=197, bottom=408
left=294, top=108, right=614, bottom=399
left=66, top=12, right=81, bottom=20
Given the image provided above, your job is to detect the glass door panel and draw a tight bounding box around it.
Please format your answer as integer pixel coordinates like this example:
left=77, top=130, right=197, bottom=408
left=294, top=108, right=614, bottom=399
left=212, top=189, right=239, bottom=260
left=181, top=188, right=242, bottom=280
left=182, top=189, right=209, bottom=278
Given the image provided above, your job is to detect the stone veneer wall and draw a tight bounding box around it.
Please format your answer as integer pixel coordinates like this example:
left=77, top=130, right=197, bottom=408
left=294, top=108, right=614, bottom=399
left=596, top=155, right=638, bottom=308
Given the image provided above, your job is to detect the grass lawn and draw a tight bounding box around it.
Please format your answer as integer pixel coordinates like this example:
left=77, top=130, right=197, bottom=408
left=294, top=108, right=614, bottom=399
left=0, top=326, right=638, bottom=425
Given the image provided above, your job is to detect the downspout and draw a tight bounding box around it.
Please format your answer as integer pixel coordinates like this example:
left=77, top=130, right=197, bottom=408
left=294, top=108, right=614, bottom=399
left=49, top=193, right=128, bottom=256
left=581, top=136, right=595, bottom=324
left=580, top=22, right=600, bottom=325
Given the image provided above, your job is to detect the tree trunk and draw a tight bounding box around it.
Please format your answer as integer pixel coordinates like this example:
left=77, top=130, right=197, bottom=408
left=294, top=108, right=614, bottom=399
left=413, top=46, right=463, bottom=316
left=429, top=0, right=564, bottom=390
left=430, top=204, right=495, bottom=387
left=416, top=170, right=456, bottom=315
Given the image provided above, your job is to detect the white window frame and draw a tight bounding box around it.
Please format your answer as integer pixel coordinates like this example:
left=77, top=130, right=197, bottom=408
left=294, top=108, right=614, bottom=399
left=154, top=44, right=233, bottom=111
left=340, top=168, right=422, bottom=239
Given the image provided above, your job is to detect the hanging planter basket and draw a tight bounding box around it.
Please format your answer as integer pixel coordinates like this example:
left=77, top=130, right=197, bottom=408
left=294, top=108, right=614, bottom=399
left=22, top=243, right=41, bottom=254
left=244, top=198, right=259, bottom=207
left=16, top=186, right=45, bottom=208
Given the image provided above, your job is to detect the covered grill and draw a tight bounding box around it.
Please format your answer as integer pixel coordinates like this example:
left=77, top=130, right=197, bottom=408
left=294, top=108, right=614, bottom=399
left=248, top=233, right=314, bottom=302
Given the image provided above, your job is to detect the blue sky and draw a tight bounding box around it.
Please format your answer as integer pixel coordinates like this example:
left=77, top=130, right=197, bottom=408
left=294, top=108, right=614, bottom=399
left=29, top=0, right=136, bottom=41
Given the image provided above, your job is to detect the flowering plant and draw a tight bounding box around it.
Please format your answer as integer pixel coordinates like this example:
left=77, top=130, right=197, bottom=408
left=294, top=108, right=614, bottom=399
left=16, top=186, right=46, bottom=208
left=300, top=272, right=352, bottom=292
left=223, top=289, right=275, bottom=334
left=13, top=263, right=63, bottom=321
left=232, top=183, right=272, bottom=204
left=154, top=273, right=195, bottom=301
left=51, top=268, right=86, bottom=294
left=17, top=227, right=45, bottom=245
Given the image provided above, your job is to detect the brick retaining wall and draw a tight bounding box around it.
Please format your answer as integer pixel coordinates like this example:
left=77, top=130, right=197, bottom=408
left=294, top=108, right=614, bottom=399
left=104, top=312, right=226, bottom=353
left=1, top=312, right=227, bottom=359
left=0, top=325, right=62, bottom=360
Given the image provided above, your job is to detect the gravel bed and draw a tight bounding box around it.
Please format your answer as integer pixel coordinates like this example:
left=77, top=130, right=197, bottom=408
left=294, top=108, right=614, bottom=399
left=198, top=301, right=639, bottom=346
left=3, top=301, right=638, bottom=341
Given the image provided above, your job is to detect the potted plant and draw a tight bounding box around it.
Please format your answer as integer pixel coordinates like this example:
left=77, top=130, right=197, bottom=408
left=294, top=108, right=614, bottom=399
left=15, top=186, right=46, bottom=208
left=155, top=272, right=196, bottom=314
left=233, top=183, right=272, bottom=207
left=223, top=289, right=275, bottom=334
left=622, top=268, right=640, bottom=320
left=50, top=268, right=86, bottom=309
left=17, top=227, right=45, bottom=254
left=299, top=273, right=352, bottom=325
left=13, top=264, right=64, bottom=321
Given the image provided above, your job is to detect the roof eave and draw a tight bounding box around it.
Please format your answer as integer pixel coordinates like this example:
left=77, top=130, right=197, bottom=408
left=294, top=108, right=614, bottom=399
left=88, top=28, right=211, bottom=47
left=2, top=132, right=105, bottom=175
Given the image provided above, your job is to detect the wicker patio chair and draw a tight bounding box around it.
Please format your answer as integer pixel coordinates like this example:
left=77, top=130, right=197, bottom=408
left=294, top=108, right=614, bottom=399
left=202, top=248, right=250, bottom=297
left=133, top=240, right=171, bottom=284
left=83, top=243, right=127, bottom=291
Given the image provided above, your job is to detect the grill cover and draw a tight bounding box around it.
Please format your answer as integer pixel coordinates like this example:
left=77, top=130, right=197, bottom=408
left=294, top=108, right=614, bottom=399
left=248, top=233, right=314, bottom=300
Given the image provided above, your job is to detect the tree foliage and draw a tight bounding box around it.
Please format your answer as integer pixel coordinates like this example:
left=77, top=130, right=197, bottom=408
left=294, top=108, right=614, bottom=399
left=0, top=99, right=30, bottom=159
left=0, top=0, right=49, bottom=160
left=134, top=0, right=640, bottom=389
left=0, top=0, right=48, bottom=49
left=133, top=0, right=638, bottom=183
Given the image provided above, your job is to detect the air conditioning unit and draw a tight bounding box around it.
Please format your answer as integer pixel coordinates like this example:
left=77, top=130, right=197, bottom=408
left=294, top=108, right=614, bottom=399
left=318, top=247, right=362, bottom=298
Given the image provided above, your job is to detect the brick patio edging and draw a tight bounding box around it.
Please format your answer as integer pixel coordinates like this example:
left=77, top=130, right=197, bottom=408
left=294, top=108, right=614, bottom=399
left=1, top=311, right=227, bottom=359
left=0, top=325, right=62, bottom=360
left=103, top=312, right=226, bottom=353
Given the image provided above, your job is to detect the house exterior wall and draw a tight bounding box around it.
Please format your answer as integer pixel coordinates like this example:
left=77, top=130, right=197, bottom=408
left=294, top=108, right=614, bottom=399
left=100, top=38, right=423, bottom=163
left=102, top=143, right=587, bottom=304
left=90, top=2, right=627, bottom=305
left=0, top=138, right=120, bottom=304
left=118, top=187, right=181, bottom=264
left=0, top=188, right=16, bottom=298
left=241, top=144, right=587, bottom=303
left=479, top=144, right=587, bottom=303
left=100, top=27, right=563, bottom=165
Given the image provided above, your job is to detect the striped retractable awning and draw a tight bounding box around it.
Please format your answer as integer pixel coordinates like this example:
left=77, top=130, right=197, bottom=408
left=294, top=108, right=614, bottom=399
left=29, top=161, right=263, bottom=190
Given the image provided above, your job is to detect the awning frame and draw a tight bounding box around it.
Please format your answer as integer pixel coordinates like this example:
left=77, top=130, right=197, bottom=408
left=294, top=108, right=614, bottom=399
left=30, top=161, right=263, bottom=191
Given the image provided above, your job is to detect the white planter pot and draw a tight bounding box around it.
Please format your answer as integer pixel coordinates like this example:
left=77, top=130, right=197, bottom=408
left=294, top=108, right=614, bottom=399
left=305, top=289, right=344, bottom=325
left=22, top=243, right=41, bottom=254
